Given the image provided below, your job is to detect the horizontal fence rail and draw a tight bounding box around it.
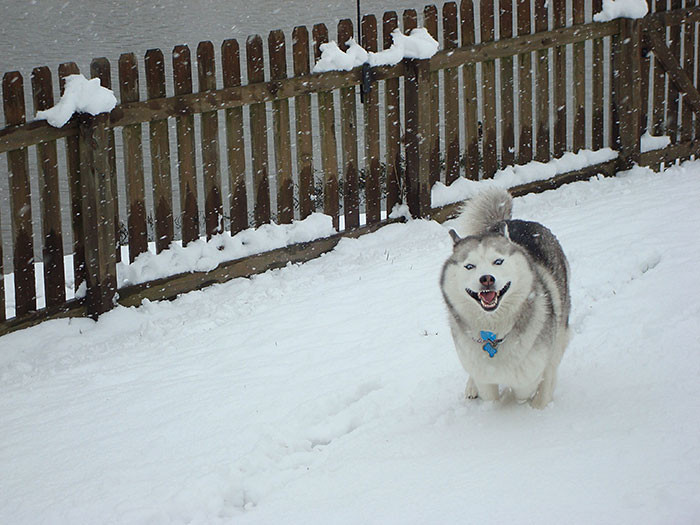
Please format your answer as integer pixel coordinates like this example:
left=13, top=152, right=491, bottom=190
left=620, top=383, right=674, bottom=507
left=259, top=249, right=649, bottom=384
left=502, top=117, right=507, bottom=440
left=1, top=0, right=699, bottom=335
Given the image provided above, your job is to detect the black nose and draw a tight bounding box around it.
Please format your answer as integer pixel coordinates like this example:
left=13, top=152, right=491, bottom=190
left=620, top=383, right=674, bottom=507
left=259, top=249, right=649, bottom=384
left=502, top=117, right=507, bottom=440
left=480, top=274, right=495, bottom=287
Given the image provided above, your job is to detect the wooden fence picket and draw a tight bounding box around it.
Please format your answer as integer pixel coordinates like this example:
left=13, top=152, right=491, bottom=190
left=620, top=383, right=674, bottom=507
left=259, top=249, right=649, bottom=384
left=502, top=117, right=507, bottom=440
left=552, top=0, right=567, bottom=157
left=221, top=38, right=248, bottom=234
left=591, top=0, right=605, bottom=151
left=172, top=45, right=200, bottom=246
left=145, top=49, right=174, bottom=252
left=197, top=41, right=224, bottom=238
left=461, top=0, right=480, bottom=180
left=500, top=0, right=515, bottom=168
left=442, top=2, right=460, bottom=185
left=338, top=19, right=360, bottom=229
left=58, top=62, right=86, bottom=288
left=681, top=9, right=695, bottom=158
left=517, top=0, right=533, bottom=164
left=269, top=30, right=295, bottom=224
left=292, top=27, right=315, bottom=220
left=312, top=23, right=340, bottom=230
left=573, top=2, right=586, bottom=152
left=667, top=0, right=682, bottom=144
left=424, top=5, right=441, bottom=186
left=361, top=14, right=381, bottom=225
left=2, top=71, right=36, bottom=316
left=91, top=57, right=120, bottom=261
left=246, top=35, right=272, bottom=228
left=481, top=0, right=498, bottom=178
left=383, top=11, right=403, bottom=210
left=31, top=66, right=66, bottom=308
left=534, top=0, right=550, bottom=162
left=118, top=54, right=149, bottom=261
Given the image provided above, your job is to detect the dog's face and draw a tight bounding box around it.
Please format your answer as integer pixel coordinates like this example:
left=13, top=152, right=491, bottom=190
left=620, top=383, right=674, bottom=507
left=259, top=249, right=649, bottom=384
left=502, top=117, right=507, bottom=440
left=441, top=232, right=533, bottom=322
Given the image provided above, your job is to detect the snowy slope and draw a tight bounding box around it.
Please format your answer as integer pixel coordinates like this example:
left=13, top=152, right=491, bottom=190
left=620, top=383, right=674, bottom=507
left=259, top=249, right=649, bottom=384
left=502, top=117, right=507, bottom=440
left=1, top=162, right=699, bottom=524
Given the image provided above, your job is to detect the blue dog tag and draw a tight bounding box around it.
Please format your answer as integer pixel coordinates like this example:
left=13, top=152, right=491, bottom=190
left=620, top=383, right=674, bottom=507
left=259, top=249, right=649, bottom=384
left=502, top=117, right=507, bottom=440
left=480, top=331, right=499, bottom=357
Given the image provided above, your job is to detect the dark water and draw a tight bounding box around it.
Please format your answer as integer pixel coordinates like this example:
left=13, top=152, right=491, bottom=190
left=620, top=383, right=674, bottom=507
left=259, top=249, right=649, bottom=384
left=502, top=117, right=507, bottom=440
left=0, top=0, right=430, bottom=81
left=0, top=0, right=432, bottom=267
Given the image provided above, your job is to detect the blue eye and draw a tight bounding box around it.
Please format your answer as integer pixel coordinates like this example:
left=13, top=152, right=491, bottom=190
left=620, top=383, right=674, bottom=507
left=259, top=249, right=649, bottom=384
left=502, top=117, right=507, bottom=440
left=494, top=258, right=504, bottom=265
left=465, top=263, right=475, bottom=270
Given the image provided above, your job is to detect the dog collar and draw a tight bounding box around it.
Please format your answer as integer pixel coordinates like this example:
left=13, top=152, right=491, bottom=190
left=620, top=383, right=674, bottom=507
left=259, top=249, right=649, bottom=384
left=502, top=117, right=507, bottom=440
left=475, top=330, right=503, bottom=358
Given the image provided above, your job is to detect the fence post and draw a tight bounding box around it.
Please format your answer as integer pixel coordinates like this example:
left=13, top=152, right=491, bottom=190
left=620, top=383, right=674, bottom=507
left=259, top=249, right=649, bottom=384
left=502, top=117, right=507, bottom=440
left=78, top=113, right=117, bottom=319
left=612, top=19, right=642, bottom=170
left=404, top=58, right=432, bottom=218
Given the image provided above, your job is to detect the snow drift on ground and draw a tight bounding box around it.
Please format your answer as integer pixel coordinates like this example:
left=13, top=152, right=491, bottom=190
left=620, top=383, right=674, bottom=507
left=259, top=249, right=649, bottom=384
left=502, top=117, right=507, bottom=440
left=1, top=162, right=699, bottom=524
left=35, top=73, right=117, bottom=128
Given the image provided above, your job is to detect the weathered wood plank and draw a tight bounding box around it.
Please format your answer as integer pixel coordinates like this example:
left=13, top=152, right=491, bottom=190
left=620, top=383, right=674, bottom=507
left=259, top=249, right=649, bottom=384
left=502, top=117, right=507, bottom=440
left=500, top=0, right=515, bottom=167
left=78, top=113, right=117, bottom=319
left=172, top=45, right=200, bottom=246
left=429, top=18, right=621, bottom=71
left=404, top=58, right=432, bottom=217
left=362, top=14, right=381, bottom=224
left=269, top=30, right=295, bottom=224
left=403, top=9, right=418, bottom=33
left=222, top=39, right=248, bottom=234
left=31, top=66, right=66, bottom=308
left=313, top=24, right=340, bottom=230
left=573, top=2, right=586, bottom=152
left=534, top=0, right=550, bottom=161
left=517, top=0, right=533, bottom=164
left=614, top=19, right=643, bottom=170
left=651, top=0, right=667, bottom=140
left=338, top=19, right=360, bottom=229
left=645, top=20, right=700, bottom=116
left=90, top=58, right=120, bottom=262
left=424, top=4, right=441, bottom=186
left=481, top=0, right=498, bottom=178
left=591, top=0, right=605, bottom=151
left=552, top=0, right=567, bottom=157
left=247, top=35, right=271, bottom=228
left=197, top=41, right=224, bottom=238
left=461, top=0, right=480, bottom=180
left=118, top=54, right=149, bottom=261
left=681, top=6, right=696, bottom=155
left=145, top=48, right=174, bottom=253
left=292, top=27, right=315, bottom=220
left=443, top=2, right=460, bottom=185
left=667, top=0, right=683, bottom=144
left=383, top=11, right=403, bottom=212
left=3, top=71, right=36, bottom=317
left=58, top=62, right=86, bottom=291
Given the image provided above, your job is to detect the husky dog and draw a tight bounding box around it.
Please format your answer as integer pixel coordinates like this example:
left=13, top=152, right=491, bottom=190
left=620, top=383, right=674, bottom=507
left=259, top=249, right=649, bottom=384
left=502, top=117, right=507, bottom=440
left=440, top=189, right=570, bottom=408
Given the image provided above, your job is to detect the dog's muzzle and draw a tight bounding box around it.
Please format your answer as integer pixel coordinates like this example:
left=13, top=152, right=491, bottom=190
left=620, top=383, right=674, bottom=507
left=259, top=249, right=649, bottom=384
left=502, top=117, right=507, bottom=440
left=466, top=281, right=511, bottom=311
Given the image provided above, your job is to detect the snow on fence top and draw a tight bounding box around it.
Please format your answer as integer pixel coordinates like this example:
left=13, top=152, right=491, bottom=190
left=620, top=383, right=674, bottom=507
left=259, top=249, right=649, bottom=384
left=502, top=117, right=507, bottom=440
left=312, top=27, right=439, bottom=73
left=35, top=74, right=117, bottom=128
left=593, top=0, right=649, bottom=22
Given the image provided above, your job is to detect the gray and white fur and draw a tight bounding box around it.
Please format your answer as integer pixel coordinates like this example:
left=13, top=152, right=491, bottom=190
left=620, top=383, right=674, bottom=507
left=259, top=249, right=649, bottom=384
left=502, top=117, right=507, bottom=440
left=440, top=188, right=570, bottom=408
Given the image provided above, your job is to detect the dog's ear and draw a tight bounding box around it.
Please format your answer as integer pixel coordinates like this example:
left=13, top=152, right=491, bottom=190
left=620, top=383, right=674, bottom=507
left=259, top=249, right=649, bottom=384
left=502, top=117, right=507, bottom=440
left=448, top=229, right=462, bottom=246
left=497, top=221, right=511, bottom=240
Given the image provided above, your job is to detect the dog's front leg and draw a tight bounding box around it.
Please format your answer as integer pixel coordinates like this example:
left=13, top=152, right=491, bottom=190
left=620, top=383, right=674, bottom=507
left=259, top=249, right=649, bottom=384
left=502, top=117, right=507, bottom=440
left=465, top=377, right=499, bottom=401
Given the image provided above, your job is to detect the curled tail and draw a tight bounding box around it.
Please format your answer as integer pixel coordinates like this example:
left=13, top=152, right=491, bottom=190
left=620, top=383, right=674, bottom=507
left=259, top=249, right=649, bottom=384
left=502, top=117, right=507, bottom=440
left=455, top=188, right=512, bottom=237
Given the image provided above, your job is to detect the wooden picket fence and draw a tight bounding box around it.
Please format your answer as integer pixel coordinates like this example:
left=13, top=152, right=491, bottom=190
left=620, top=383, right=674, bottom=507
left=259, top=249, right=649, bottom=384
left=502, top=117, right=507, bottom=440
left=0, top=0, right=699, bottom=335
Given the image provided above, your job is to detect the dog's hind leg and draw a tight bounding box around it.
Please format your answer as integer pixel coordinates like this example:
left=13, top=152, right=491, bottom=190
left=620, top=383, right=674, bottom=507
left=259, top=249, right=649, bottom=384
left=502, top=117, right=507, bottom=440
left=465, top=377, right=499, bottom=401
left=529, top=368, right=556, bottom=409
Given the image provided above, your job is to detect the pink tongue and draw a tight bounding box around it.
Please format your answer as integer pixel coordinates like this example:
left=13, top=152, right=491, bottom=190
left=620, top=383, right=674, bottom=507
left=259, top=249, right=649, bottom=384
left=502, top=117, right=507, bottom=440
left=480, top=291, right=497, bottom=304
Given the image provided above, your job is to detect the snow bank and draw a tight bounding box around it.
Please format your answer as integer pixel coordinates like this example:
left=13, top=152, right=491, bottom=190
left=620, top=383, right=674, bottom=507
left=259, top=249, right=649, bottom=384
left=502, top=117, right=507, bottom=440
left=35, top=74, right=117, bottom=128
left=432, top=148, right=618, bottom=207
left=313, top=27, right=439, bottom=73
left=640, top=131, right=671, bottom=153
left=117, top=212, right=335, bottom=287
left=593, top=0, right=648, bottom=22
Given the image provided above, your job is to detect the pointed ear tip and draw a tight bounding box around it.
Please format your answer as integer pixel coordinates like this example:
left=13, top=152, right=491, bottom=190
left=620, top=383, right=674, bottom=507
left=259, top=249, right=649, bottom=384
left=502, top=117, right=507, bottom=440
left=448, top=229, right=461, bottom=244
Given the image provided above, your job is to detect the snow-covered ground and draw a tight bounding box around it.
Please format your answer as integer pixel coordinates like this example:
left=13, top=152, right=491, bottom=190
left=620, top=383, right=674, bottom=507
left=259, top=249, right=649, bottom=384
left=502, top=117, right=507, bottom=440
left=1, top=161, right=699, bottom=524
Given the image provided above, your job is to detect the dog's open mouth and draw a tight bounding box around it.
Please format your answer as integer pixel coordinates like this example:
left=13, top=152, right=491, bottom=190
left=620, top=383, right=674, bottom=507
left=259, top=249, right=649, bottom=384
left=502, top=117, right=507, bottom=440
left=466, top=282, right=511, bottom=311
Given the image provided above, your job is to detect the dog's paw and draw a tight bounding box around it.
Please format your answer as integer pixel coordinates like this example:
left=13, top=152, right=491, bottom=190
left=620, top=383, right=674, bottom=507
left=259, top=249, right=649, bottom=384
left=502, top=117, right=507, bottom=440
left=529, top=389, right=552, bottom=409
left=465, top=377, right=479, bottom=400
